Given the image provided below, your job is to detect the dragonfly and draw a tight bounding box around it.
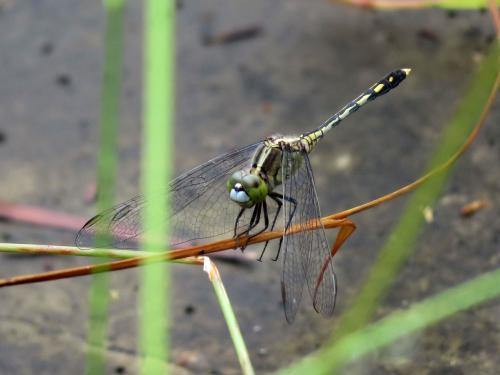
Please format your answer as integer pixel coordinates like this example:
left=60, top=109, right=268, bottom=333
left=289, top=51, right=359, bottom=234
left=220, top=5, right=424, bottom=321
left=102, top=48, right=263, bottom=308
left=76, top=68, right=411, bottom=323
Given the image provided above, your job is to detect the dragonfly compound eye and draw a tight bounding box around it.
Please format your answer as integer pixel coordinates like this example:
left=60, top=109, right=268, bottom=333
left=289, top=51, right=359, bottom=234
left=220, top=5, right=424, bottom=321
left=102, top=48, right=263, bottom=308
left=229, top=182, right=251, bottom=205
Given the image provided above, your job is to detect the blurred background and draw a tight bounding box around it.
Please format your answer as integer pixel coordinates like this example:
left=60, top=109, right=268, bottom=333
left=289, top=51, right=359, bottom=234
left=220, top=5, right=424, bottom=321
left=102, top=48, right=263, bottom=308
left=0, top=1, right=498, bottom=374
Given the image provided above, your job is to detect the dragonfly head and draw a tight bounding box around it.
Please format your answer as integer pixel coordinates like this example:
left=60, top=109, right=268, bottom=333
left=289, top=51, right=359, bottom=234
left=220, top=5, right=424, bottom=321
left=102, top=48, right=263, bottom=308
left=227, top=170, right=268, bottom=208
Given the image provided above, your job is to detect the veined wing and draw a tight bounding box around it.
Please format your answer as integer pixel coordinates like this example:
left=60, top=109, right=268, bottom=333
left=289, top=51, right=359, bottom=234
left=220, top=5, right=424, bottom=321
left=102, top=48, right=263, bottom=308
left=280, top=149, right=337, bottom=323
left=76, top=142, right=262, bottom=249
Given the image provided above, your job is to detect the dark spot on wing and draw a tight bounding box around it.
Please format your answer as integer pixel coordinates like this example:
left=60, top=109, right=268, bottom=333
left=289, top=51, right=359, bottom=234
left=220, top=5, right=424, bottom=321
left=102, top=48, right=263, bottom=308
left=112, top=205, right=133, bottom=222
left=82, top=213, right=103, bottom=229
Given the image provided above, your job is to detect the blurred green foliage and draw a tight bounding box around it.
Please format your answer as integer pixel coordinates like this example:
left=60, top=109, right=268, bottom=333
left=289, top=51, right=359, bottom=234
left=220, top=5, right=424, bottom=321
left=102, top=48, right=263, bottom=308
left=86, top=1, right=124, bottom=374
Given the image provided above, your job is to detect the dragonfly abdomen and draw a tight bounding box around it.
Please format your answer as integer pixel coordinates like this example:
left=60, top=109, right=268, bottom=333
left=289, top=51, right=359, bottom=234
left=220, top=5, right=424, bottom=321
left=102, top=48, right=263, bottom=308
left=300, top=68, right=411, bottom=153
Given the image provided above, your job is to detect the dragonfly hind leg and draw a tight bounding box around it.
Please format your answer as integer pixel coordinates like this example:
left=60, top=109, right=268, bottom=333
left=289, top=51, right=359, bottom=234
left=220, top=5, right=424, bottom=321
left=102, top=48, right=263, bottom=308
left=257, top=193, right=283, bottom=261
left=233, top=207, right=246, bottom=238
left=254, top=193, right=296, bottom=262
left=271, top=195, right=297, bottom=261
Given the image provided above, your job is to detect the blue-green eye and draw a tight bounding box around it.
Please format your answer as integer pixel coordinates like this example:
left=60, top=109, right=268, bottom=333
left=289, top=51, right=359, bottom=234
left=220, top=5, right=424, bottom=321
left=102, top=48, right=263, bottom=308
left=227, top=170, right=268, bottom=206
left=230, top=183, right=250, bottom=204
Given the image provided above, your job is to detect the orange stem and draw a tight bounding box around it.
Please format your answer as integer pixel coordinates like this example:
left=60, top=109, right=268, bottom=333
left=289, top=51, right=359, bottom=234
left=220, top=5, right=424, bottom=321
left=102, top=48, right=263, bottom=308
left=332, top=0, right=433, bottom=9
left=0, top=218, right=345, bottom=287
left=489, top=0, right=500, bottom=37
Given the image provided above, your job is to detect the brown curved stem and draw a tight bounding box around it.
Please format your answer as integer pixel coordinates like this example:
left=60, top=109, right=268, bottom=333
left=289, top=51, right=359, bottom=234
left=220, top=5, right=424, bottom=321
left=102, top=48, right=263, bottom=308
left=0, top=69, right=498, bottom=288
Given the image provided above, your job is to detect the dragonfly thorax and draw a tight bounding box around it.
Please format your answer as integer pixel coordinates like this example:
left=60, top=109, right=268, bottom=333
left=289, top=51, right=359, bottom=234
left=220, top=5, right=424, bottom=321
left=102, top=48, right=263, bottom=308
left=227, top=170, right=269, bottom=208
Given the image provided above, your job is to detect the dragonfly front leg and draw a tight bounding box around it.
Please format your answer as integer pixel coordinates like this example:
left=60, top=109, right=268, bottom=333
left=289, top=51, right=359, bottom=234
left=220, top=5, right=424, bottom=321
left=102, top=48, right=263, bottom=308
left=245, top=200, right=270, bottom=254
left=236, top=203, right=262, bottom=250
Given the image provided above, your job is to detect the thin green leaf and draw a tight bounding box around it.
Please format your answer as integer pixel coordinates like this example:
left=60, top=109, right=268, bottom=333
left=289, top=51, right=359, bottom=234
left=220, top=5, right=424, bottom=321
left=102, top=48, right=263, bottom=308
left=204, top=258, right=255, bottom=375
left=86, top=1, right=124, bottom=374
left=139, top=0, right=175, bottom=374
left=436, top=0, right=500, bottom=8
left=276, top=267, right=500, bottom=374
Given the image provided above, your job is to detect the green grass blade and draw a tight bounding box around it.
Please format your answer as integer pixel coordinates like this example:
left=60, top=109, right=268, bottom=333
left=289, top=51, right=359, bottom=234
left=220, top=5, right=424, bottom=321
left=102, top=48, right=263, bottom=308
left=435, top=0, right=500, bottom=9
left=276, top=267, right=500, bottom=374
left=204, top=258, right=255, bottom=375
left=85, top=1, right=124, bottom=373
left=139, top=0, right=175, bottom=373
left=332, top=41, right=500, bottom=342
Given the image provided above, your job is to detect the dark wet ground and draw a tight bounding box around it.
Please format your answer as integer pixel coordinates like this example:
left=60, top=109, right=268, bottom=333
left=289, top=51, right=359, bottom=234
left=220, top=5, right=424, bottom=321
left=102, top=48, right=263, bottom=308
left=0, top=1, right=499, bottom=374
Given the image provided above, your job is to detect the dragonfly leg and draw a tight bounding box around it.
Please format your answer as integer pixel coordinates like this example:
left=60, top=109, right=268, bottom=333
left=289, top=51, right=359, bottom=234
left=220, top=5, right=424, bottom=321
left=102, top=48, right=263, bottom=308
left=247, top=203, right=261, bottom=235
left=272, top=195, right=297, bottom=262
left=257, top=193, right=283, bottom=261
left=241, top=200, right=270, bottom=261
left=247, top=200, right=269, bottom=238
left=237, top=203, right=262, bottom=250
left=268, top=192, right=284, bottom=225
left=233, top=207, right=246, bottom=238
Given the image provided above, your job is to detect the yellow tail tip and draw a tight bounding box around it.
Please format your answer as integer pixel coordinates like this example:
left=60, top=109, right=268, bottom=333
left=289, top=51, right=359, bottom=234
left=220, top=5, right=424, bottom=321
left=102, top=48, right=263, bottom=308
left=402, top=68, right=412, bottom=76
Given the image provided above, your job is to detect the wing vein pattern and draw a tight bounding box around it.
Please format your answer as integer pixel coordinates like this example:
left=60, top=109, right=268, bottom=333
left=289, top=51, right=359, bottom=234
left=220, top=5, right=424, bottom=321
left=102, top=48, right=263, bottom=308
left=281, top=149, right=337, bottom=323
left=76, top=142, right=262, bottom=249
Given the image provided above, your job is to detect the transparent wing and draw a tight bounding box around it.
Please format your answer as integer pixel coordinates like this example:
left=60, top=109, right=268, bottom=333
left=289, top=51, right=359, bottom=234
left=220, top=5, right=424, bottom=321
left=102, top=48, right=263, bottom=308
left=280, top=149, right=337, bottom=323
left=76, top=142, right=263, bottom=249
